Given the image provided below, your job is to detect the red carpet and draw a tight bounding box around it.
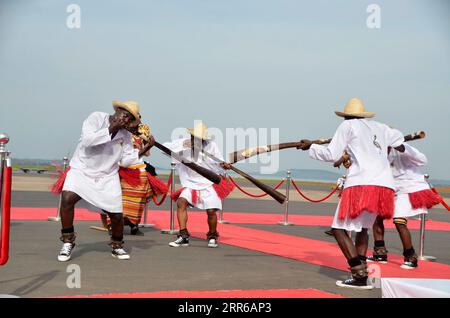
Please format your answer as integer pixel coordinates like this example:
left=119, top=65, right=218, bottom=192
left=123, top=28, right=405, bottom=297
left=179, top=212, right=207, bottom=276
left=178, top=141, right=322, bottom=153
left=11, top=207, right=450, bottom=280
left=60, top=288, right=342, bottom=298
left=216, top=212, right=450, bottom=232
left=148, top=211, right=450, bottom=280
left=12, top=207, right=101, bottom=221
left=11, top=207, right=450, bottom=232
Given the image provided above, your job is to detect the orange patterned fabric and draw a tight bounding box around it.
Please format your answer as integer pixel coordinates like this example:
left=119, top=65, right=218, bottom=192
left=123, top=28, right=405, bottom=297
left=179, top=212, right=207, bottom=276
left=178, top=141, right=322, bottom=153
left=121, top=169, right=152, bottom=225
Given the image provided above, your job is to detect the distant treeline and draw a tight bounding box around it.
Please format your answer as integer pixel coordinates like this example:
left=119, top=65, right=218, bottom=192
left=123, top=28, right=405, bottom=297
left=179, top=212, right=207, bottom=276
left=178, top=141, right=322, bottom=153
left=12, top=159, right=450, bottom=187
left=14, top=159, right=55, bottom=166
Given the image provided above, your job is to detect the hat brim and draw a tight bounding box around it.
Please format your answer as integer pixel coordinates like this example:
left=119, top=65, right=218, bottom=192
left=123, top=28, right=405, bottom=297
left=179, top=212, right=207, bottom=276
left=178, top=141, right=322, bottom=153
left=187, top=128, right=210, bottom=140
left=335, top=111, right=375, bottom=118
left=113, top=104, right=141, bottom=125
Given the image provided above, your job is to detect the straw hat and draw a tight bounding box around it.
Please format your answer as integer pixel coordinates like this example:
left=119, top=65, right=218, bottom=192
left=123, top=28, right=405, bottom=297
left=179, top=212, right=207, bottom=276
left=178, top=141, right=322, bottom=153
left=335, top=98, right=375, bottom=118
left=187, top=122, right=210, bottom=140
left=112, top=100, right=141, bottom=125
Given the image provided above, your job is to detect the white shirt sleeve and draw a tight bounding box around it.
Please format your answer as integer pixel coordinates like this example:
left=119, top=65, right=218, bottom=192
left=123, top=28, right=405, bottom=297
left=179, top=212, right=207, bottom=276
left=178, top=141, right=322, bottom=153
left=386, top=127, right=404, bottom=148
left=80, top=113, right=112, bottom=148
left=162, top=139, right=187, bottom=165
left=211, top=142, right=224, bottom=162
left=402, top=144, right=428, bottom=166
left=120, top=135, right=140, bottom=167
left=308, top=121, right=350, bottom=163
left=208, top=142, right=225, bottom=174
left=162, top=139, right=186, bottom=153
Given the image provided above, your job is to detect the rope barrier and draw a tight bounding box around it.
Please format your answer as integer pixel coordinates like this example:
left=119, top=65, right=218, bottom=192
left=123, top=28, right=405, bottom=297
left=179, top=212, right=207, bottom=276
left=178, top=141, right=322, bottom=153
left=151, top=173, right=173, bottom=206
left=431, top=188, right=450, bottom=211
left=228, top=175, right=338, bottom=203
left=228, top=176, right=285, bottom=198
left=291, top=179, right=339, bottom=203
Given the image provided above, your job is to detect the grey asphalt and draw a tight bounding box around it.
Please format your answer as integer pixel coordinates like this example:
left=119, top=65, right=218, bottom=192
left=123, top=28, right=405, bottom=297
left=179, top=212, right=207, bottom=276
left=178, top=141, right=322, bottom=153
left=3, top=187, right=450, bottom=298
left=1, top=220, right=378, bottom=298
left=12, top=190, right=450, bottom=220
left=239, top=224, right=450, bottom=265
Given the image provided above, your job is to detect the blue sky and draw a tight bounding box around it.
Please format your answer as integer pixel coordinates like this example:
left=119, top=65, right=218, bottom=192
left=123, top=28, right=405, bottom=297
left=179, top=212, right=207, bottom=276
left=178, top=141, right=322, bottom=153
left=0, top=0, right=449, bottom=178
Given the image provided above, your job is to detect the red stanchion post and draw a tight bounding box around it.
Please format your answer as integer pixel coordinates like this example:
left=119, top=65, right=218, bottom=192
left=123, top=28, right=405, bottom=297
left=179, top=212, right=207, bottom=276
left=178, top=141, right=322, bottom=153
left=0, top=133, right=12, bottom=266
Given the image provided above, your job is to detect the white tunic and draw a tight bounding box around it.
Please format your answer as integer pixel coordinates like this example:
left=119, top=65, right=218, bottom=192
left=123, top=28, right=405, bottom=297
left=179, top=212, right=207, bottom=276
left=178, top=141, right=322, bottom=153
left=390, top=143, right=429, bottom=218
left=63, top=112, right=140, bottom=212
left=163, top=138, right=225, bottom=190
left=163, top=138, right=225, bottom=210
left=309, top=119, right=404, bottom=189
left=331, top=202, right=378, bottom=232
left=389, top=143, right=429, bottom=194
left=179, top=187, right=223, bottom=210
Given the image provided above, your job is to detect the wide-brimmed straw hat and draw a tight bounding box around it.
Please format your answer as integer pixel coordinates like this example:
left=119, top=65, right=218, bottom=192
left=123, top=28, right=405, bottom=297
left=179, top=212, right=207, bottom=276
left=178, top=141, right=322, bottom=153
left=187, top=122, right=210, bottom=140
left=112, top=100, right=141, bottom=125
left=335, top=98, right=375, bottom=118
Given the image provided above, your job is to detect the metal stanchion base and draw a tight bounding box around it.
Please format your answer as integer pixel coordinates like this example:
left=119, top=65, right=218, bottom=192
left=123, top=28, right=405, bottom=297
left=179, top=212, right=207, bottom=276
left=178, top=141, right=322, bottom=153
left=419, top=255, right=437, bottom=262
left=277, top=221, right=294, bottom=226
left=218, top=220, right=230, bottom=224
left=161, top=229, right=179, bottom=235
left=139, top=224, right=155, bottom=228
left=48, top=216, right=61, bottom=222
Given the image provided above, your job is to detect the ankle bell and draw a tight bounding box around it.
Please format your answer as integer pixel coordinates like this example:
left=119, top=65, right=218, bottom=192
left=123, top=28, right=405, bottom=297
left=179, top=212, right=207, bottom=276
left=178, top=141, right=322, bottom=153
left=350, top=263, right=368, bottom=280
left=60, top=232, right=76, bottom=243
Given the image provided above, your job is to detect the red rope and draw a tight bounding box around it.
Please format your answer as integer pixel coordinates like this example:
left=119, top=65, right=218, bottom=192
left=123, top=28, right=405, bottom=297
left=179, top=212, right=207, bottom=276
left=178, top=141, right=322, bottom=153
left=152, top=173, right=173, bottom=206
left=431, top=188, right=450, bottom=211
left=228, top=176, right=285, bottom=198
left=291, top=179, right=339, bottom=203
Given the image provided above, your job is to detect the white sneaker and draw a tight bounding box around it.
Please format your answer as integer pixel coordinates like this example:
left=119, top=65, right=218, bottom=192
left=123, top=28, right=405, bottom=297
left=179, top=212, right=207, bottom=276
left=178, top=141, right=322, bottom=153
left=58, top=242, right=75, bottom=262
left=208, top=238, right=218, bottom=248
left=169, top=236, right=190, bottom=247
left=400, top=261, right=418, bottom=270
left=111, top=247, right=130, bottom=260
left=336, top=278, right=374, bottom=290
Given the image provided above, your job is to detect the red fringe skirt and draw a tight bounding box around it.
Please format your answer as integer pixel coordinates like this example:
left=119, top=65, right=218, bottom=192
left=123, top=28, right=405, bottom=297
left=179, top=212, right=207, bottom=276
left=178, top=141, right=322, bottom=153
left=409, top=189, right=441, bottom=209
left=51, top=167, right=71, bottom=195
left=338, top=185, right=395, bottom=220
left=170, top=177, right=235, bottom=204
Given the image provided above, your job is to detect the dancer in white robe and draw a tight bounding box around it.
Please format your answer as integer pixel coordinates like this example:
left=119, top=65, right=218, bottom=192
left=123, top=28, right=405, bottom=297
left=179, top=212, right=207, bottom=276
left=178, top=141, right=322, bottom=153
left=297, top=98, right=405, bottom=290
left=368, top=141, right=441, bottom=269
left=57, top=101, right=154, bottom=262
left=163, top=122, right=233, bottom=248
